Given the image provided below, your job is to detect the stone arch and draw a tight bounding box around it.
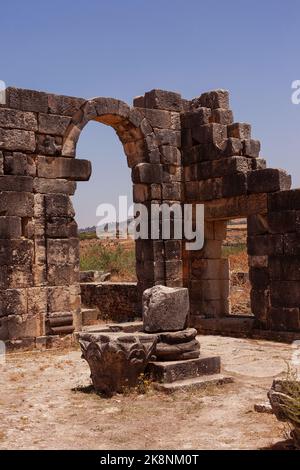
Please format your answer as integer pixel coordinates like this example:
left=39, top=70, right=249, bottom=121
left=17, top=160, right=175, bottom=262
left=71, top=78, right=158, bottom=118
left=62, top=97, right=151, bottom=168
left=61, top=96, right=159, bottom=318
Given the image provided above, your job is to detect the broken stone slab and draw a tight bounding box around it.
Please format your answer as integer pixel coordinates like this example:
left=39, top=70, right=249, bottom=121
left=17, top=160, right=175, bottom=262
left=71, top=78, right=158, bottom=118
left=79, top=331, right=157, bottom=396
left=146, top=356, right=221, bottom=383
left=142, top=285, right=189, bottom=332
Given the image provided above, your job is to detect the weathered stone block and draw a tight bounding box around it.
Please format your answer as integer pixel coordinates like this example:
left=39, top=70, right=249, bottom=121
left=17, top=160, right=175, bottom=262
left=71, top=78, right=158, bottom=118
left=144, top=89, right=182, bottom=112
left=243, top=139, right=260, bottom=157
left=199, top=90, right=229, bottom=110
left=0, top=128, right=36, bottom=151
left=45, top=194, right=75, bottom=218
left=164, top=240, right=182, bottom=260
left=284, top=233, right=300, bottom=256
left=36, top=134, right=62, bottom=155
left=210, top=109, right=234, bottom=125
left=46, top=218, right=77, bottom=238
left=160, top=145, right=181, bottom=165
left=228, top=123, right=251, bottom=139
left=268, top=189, right=300, bottom=212
left=133, top=183, right=150, bottom=202
left=48, top=94, right=85, bottom=116
left=47, top=238, right=79, bottom=265
left=268, top=211, right=296, bottom=234
left=270, top=307, right=300, bottom=331
left=222, top=172, right=247, bottom=197
left=270, top=281, right=300, bottom=308
left=0, top=288, right=27, bottom=317
left=132, top=163, right=163, bottom=184
left=247, top=234, right=283, bottom=256
left=248, top=169, right=291, bottom=194
left=38, top=114, right=71, bottom=136
left=162, top=182, right=182, bottom=200
left=247, top=214, right=269, bottom=235
left=27, top=287, right=47, bottom=316
left=192, top=123, right=227, bottom=145
left=0, top=265, right=33, bottom=289
left=37, top=156, right=91, bottom=181
left=249, top=267, right=269, bottom=289
left=251, top=158, right=266, bottom=170
left=7, top=87, right=48, bottom=113
left=181, top=108, right=211, bottom=128
left=124, top=139, right=147, bottom=167
left=4, top=152, right=36, bottom=176
left=0, top=192, right=34, bottom=217
left=191, top=279, right=229, bottom=301
left=250, top=288, right=270, bottom=321
left=7, top=314, right=44, bottom=339
left=155, top=129, right=181, bottom=147
left=0, top=175, right=33, bottom=192
left=249, top=255, right=268, bottom=268
left=33, top=177, right=76, bottom=194
left=143, top=285, right=189, bottom=332
left=47, top=264, right=79, bottom=286
left=191, top=258, right=229, bottom=280
left=222, top=138, right=243, bottom=157
left=0, top=216, right=22, bottom=239
left=0, top=239, right=34, bottom=266
left=136, top=108, right=174, bottom=129
left=0, top=108, right=38, bottom=131
left=199, top=177, right=222, bottom=201
left=47, top=286, right=71, bottom=313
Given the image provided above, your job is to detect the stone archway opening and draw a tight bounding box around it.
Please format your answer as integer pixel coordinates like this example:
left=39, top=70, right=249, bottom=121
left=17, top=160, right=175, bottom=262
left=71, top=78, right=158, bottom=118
left=72, top=119, right=138, bottom=325
left=61, top=98, right=150, bottom=326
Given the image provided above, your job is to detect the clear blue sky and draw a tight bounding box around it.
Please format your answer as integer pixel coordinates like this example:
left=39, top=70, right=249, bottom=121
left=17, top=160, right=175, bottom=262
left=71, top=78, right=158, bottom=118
left=1, top=0, right=299, bottom=227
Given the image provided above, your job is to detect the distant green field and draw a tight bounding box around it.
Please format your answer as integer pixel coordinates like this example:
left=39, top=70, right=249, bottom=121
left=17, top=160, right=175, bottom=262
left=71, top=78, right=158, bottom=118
left=222, top=243, right=247, bottom=258
left=80, top=242, right=136, bottom=280
left=79, top=231, right=97, bottom=240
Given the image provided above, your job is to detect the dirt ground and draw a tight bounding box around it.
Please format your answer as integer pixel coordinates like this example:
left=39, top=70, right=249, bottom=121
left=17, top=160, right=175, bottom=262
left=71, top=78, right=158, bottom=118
left=0, top=335, right=296, bottom=450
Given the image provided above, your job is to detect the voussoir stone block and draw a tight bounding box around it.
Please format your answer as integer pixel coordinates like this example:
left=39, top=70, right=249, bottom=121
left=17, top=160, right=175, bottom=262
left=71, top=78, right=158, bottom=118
left=142, top=285, right=189, bottom=332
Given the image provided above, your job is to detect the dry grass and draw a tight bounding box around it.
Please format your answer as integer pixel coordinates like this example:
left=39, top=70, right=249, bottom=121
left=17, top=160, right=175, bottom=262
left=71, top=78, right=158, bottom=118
left=222, top=244, right=251, bottom=315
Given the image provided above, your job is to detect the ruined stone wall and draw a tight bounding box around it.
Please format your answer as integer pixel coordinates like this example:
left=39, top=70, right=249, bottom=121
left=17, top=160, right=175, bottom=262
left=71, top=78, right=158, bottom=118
left=81, top=282, right=138, bottom=323
left=0, top=87, right=185, bottom=344
left=0, top=85, right=299, bottom=345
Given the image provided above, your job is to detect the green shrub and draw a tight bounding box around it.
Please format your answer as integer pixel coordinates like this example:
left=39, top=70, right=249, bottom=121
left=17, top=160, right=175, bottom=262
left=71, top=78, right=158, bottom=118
left=80, top=243, right=136, bottom=280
